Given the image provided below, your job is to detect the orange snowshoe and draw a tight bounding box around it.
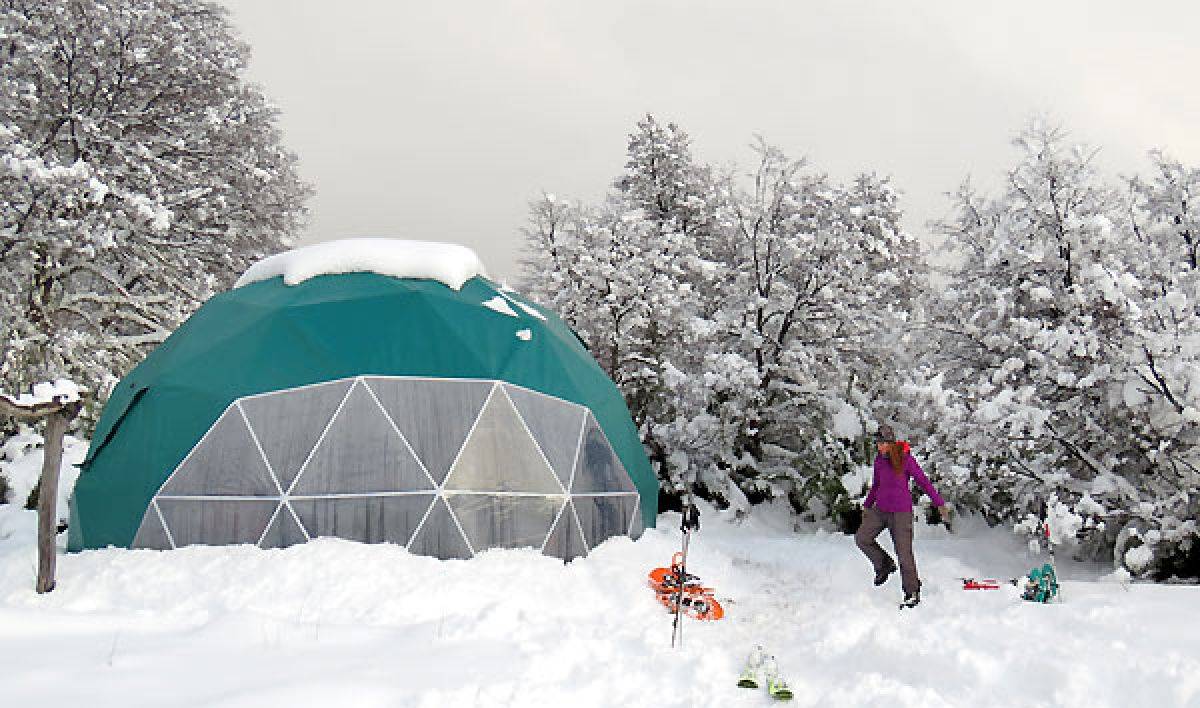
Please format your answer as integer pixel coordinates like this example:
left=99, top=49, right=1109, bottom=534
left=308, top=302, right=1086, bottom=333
left=648, top=552, right=725, bottom=621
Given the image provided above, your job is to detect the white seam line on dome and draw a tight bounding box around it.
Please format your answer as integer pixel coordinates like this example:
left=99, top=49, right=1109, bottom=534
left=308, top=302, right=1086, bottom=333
left=439, top=491, right=577, bottom=497
left=568, top=499, right=589, bottom=556
left=405, top=495, right=439, bottom=552
left=501, top=385, right=567, bottom=495
left=150, top=401, right=240, bottom=500
left=443, top=495, right=477, bottom=558
left=440, top=382, right=498, bottom=492
left=154, top=495, right=283, bottom=501
left=289, top=491, right=437, bottom=499
left=500, top=380, right=588, bottom=415
left=627, top=493, right=642, bottom=536
left=568, top=492, right=640, bottom=497
left=237, top=375, right=357, bottom=401
left=284, top=500, right=311, bottom=542
left=540, top=496, right=571, bottom=554
left=285, top=377, right=358, bottom=496
left=237, top=401, right=284, bottom=496
left=256, top=501, right=285, bottom=548
left=154, top=499, right=177, bottom=550
left=566, top=412, right=587, bottom=494
left=360, top=378, right=438, bottom=491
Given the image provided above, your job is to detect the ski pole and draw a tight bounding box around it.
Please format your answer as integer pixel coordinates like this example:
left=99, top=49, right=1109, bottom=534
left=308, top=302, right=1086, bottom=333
left=671, top=495, right=700, bottom=648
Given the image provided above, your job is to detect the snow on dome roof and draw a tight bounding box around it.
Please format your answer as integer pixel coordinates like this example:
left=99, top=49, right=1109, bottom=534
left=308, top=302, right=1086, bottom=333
left=234, top=238, right=489, bottom=290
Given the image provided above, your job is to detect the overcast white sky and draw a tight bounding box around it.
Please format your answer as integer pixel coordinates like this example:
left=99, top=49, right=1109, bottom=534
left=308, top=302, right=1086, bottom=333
left=219, top=1, right=1200, bottom=282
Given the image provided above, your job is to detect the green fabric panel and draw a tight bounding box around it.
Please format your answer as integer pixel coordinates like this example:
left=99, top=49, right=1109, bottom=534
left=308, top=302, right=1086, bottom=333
left=70, top=273, right=656, bottom=550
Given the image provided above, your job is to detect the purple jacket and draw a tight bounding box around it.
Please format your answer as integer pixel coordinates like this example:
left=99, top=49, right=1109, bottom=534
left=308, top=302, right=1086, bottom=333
left=864, top=453, right=945, bottom=513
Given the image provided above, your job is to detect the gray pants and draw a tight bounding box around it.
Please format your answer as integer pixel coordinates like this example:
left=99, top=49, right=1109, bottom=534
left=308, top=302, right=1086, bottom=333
left=855, top=508, right=920, bottom=595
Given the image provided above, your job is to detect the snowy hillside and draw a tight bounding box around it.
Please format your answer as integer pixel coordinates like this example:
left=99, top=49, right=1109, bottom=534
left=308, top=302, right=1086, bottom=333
left=1, top=502, right=1196, bottom=707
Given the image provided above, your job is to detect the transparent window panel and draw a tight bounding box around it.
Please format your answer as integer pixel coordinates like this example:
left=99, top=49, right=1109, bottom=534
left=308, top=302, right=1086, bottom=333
left=157, top=498, right=278, bottom=547
left=572, top=495, right=638, bottom=549
left=291, top=495, right=434, bottom=546
left=570, top=415, right=636, bottom=493
left=629, top=498, right=646, bottom=540
left=446, top=493, right=562, bottom=551
left=503, top=384, right=586, bottom=490
left=160, top=408, right=277, bottom=496
left=258, top=503, right=309, bottom=548
left=366, top=378, right=494, bottom=485
left=407, top=497, right=472, bottom=560
left=542, top=501, right=587, bottom=561
left=292, top=382, right=433, bottom=494
left=444, top=389, right=561, bottom=493
left=240, top=379, right=354, bottom=492
left=131, top=503, right=172, bottom=550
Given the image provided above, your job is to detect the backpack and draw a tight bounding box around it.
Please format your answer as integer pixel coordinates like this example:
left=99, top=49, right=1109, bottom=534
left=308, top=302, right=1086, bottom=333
left=1021, top=563, right=1059, bottom=603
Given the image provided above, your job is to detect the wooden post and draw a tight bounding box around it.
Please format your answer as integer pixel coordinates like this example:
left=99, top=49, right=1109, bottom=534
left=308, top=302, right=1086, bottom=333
left=1, top=388, right=83, bottom=594
left=35, top=411, right=68, bottom=593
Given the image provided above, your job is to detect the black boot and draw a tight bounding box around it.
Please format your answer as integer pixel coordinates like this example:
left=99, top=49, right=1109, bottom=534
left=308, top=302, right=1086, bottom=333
left=874, top=556, right=897, bottom=586
left=899, top=590, right=921, bottom=609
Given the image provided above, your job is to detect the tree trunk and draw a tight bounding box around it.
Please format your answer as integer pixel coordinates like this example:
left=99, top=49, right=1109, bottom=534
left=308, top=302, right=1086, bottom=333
left=36, top=411, right=67, bottom=594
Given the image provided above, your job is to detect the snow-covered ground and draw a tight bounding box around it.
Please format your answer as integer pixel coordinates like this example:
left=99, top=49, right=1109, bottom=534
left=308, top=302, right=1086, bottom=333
left=1, top=501, right=1197, bottom=708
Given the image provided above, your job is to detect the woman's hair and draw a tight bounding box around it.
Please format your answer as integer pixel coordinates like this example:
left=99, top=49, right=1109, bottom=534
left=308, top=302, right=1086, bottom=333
left=877, top=424, right=907, bottom=476
left=886, top=442, right=908, bottom=477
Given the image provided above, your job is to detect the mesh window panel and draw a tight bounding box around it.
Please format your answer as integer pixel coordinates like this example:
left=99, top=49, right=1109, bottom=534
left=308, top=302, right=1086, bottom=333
left=160, top=408, right=277, bottom=496
left=629, top=500, right=646, bottom=540
left=240, top=379, right=354, bottom=492
left=570, top=415, right=636, bottom=493
left=366, top=378, right=493, bottom=485
left=446, top=493, right=563, bottom=551
left=572, top=495, right=638, bottom=549
left=258, top=504, right=309, bottom=548
left=502, top=385, right=586, bottom=490
left=157, top=498, right=278, bottom=547
left=542, top=501, right=587, bottom=561
left=291, top=383, right=433, bottom=494
left=407, top=497, right=472, bottom=559
left=291, top=495, right=434, bottom=546
left=444, top=389, right=560, bottom=493
left=131, top=504, right=172, bottom=550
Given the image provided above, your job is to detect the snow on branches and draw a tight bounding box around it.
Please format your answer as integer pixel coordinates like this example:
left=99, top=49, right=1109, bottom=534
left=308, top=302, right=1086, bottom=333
left=522, top=115, right=926, bottom=521
left=0, top=0, right=311, bottom=411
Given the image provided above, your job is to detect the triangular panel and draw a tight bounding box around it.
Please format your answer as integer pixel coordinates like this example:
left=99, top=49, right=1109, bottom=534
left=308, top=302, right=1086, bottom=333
left=131, top=503, right=172, bottom=550
left=542, top=501, right=587, bottom=561
left=258, top=503, right=308, bottom=548
left=158, top=498, right=277, bottom=547
left=571, top=415, right=637, bottom=493
left=240, top=379, right=355, bottom=492
left=366, top=378, right=494, bottom=485
left=160, top=408, right=277, bottom=496
left=446, top=493, right=563, bottom=551
left=444, top=389, right=561, bottom=493
left=572, top=495, right=638, bottom=549
left=291, top=382, right=433, bottom=494
left=503, top=385, right=586, bottom=489
left=291, top=495, right=434, bottom=546
left=407, top=497, right=473, bottom=559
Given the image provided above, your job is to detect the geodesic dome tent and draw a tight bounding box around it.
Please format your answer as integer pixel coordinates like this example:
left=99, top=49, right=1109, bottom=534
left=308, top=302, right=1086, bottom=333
left=68, top=240, right=656, bottom=560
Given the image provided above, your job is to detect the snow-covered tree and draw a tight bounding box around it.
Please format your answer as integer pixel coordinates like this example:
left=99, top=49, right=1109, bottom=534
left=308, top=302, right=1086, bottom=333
left=0, top=0, right=310, bottom=417
left=522, top=116, right=714, bottom=498
left=915, top=121, right=1200, bottom=577
left=524, top=117, right=929, bottom=522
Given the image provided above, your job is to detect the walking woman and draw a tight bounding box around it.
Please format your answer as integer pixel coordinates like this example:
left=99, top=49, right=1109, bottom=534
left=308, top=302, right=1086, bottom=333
left=855, top=424, right=949, bottom=608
